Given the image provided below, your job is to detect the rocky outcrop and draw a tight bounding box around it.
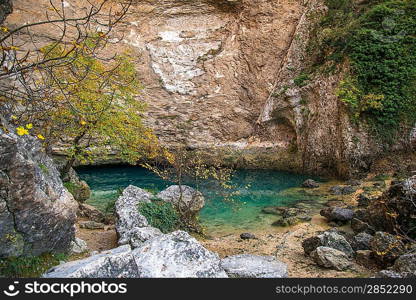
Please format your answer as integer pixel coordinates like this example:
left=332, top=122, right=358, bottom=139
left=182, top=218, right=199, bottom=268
left=0, top=130, right=78, bottom=258
left=366, top=176, right=416, bottom=239
left=115, top=185, right=151, bottom=245
left=45, top=231, right=228, bottom=278
left=157, top=185, right=205, bottom=215
left=221, top=254, right=288, bottom=278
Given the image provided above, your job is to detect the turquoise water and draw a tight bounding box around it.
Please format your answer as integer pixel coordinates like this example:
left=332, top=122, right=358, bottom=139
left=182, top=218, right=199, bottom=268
left=77, top=166, right=322, bottom=233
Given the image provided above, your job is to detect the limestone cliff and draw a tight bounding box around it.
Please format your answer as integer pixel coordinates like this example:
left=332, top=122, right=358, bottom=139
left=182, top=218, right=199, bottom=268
left=4, top=0, right=415, bottom=177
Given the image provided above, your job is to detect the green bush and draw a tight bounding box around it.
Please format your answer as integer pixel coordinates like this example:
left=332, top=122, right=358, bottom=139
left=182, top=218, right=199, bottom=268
left=0, top=253, right=67, bottom=278
left=138, top=201, right=180, bottom=233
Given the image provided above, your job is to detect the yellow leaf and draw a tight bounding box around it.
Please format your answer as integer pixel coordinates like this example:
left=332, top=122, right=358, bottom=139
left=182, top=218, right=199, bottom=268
left=16, top=126, right=29, bottom=136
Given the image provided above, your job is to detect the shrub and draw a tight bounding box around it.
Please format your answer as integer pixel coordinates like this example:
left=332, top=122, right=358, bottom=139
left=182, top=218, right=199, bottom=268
left=0, top=253, right=67, bottom=278
left=138, top=201, right=180, bottom=233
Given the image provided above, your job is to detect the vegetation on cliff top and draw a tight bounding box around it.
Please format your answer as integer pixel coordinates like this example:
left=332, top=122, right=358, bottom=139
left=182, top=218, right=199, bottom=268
left=310, top=0, right=416, bottom=142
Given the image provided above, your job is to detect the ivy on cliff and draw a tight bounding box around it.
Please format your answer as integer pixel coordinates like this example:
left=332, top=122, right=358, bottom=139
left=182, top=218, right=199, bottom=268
left=310, top=0, right=416, bottom=141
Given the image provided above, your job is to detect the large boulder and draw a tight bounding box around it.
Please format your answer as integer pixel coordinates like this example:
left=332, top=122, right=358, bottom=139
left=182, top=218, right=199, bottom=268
left=0, top=130, right=78, bottom=258
left=310, top=246, right=352, bottom=271
left=302, top=231, right=354, bottom=257
left=370, top=232, right=406, bottom=266
left=44, top=231, right=228, bottom=278
left=115, top=185, right=151, bottom=245
left=221, top=254, right=288, bottom=278
left=157, top=185, right=205, bottom=215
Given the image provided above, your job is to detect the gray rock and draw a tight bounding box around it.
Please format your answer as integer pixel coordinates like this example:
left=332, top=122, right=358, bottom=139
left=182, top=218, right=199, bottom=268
left=119, top=226, right=163, bottom=248
left=302, top=231, right=354, bottom=257
left=132, top=231, right=227, bottom=278
left=221, top=254, right=288, bottom=278
left=157, top=185, right=205, bottom=214
left=376, top=270, right=416, bottom=278
left=393, top=253, right=416, bottom=274
left=240, top=232, right=256, bottom=240
left=320, top=207, right=354, bottom=222
left=351, top=232, right=373, bottom=251
left=318, top=231, right=354, bottom=257
left=310, top=246, right=352, bottom=271
left=302, top=179, right=319, bottom=188
left=0, top=129, right=78, bottom=258
left=115, top=185, right=151, bottom=245
left=70, top=238, right=89, bottom=255
left=79, top=221, right=105, bottom=230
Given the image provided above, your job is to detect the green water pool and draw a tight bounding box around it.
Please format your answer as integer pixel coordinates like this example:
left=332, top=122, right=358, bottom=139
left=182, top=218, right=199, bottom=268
left=77, top=166, right=324, bottom=233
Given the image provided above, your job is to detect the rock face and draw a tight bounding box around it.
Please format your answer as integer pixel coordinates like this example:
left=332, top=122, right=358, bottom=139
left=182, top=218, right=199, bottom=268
left=0, top=130, right=78, bottom=258
left=115, top=185, right=151, bottom=245
left=45, top=231, right=228, bottom=278
left=0, top=0, right=12, bottom=24
left=157, top=185, right=205, bottom=215
left=310, top=246, right=352, bottom=271
left=221, top=254, right=288, bottom=278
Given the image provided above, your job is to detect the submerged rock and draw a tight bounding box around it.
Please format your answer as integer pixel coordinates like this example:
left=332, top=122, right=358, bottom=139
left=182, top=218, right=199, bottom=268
left=157, top=185, right=205, bottom=214
left=115, top=185, right=151, bottom=245
left=329, top=185, right=356, bottom=195
left=302, top=179, right=319, bottom=188
left=310, top=246, right=352, bottom=271
left=221, top=254, right=288, bottom=278
left=0, top=129, right=78, bottom=258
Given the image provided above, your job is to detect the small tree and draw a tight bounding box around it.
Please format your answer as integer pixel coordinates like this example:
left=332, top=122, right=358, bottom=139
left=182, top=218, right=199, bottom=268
left=142, top=146, right=237, bottom=233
